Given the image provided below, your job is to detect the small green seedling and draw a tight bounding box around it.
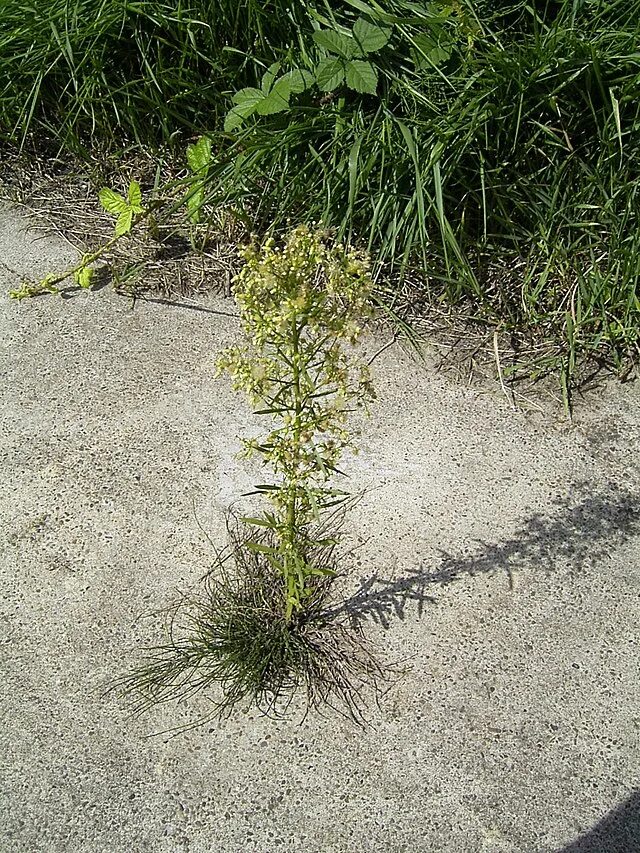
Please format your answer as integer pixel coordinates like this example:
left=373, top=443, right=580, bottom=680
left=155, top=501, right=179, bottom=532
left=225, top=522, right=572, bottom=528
left=185, top=135, right=213, bottom=223
left=9, top=180, right=150, bottom=300
left=98, top=180, right=144, bottom=236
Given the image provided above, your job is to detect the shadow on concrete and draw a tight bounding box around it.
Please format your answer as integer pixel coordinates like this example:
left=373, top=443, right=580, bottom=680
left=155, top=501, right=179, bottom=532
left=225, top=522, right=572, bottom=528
left=331, top=482, right=640, bottom=627
left=556, top=791, right=640, bottom=852
left=139, top=295, right=239, bottom=317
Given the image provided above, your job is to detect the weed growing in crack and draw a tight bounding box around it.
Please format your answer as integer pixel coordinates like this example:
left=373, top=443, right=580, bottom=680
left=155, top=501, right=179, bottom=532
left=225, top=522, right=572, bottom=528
left=115, top=226, right=386, bottom=724
left=8, top=179, right=154, bottom=299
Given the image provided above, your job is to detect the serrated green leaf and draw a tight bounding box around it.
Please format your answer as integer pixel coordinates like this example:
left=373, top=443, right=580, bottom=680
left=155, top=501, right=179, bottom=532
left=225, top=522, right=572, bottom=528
left=287, top=68, right=315, bottom=94
left=114, top=209, right=133, bottom=237
left=315, top=57, right=345, bottom=92
left=74, top=266, right=94, bottom=289
left=224, top=100, right=259, bottom=132
left=411, top=31, right=454, bottom=68
left=261, top=61, right=281, bottom=94
left=186, top=188, right=204, bottom=224
left=232, top=86, right=264, bottom=107
left=127, top=180, right=142, bottom=210
left=186, top=135, right=212, bottom=173
left=313, top=28, right=355, bottom=59
left=255, top=78, right=291, bottom=115
left=224, top=109, right=244, bottom=132
left=345, top=59, right=378, bottom=93
left=99, top=187, right=128, bottom=216
left=352, top=17, right=392, bottom=54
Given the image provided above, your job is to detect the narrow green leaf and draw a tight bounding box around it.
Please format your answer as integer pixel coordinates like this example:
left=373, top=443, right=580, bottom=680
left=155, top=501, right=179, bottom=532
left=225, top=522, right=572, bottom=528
left=253, top=406, right=291, bottom=414
left=348, top=135, right=363, bottom=212
left=240, top=516, right=276, bottom=528
left=309, top=566, right=338, bottom=577
left=265, top=554, right=285, bottom=573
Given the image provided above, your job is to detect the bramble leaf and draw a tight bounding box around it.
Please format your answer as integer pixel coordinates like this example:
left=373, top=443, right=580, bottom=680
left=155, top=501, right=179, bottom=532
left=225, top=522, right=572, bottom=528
left=345, top=59, right=378, bottom=94
left=126, top=181, right=143, bottom=214
left=186, top=135, right=212, bottom=173
left=186, top=188, right=204, bottom=224
left=352, top=17, right=392, bottom=54
left=256, top=77, right=291, bottom=115
left=287, top=68, right=315, bottom=94
left=315, top=57, right=345, bottom=92
left=261, top=62, right=281, bottom=94
left=74, top=266, right=94, bottom=289
left=99, top=187, right=128, bottom=216
left=313, top=28, right=355, bottom=59
left=115, top=209, right=133, bottom=237
left=224, top=100, right=260, bottom=132
left=411, top=31, right=454, bottom=67
left=232, top=87, right=264, bottom=107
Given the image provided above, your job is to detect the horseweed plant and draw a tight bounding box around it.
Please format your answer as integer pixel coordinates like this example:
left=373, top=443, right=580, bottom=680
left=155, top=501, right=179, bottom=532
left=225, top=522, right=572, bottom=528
left=113, top=226, right=385, bottom=723
left=217, top=225, right=375, bottom=620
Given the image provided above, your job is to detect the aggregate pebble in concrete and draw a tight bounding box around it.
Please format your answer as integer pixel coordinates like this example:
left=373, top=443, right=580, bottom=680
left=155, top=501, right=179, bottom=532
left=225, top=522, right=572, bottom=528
left=1, top=208, right=639, bottom=853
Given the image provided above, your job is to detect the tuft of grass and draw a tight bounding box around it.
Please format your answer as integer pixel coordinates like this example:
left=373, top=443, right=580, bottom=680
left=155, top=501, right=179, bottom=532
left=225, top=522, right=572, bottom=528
left=2, top=0, right=639, bottom=396
left=113, top=518, right=385, bottom=727
left=0, top=0, right=305, bottom=153
left=196, top=0, right=640, bottom=399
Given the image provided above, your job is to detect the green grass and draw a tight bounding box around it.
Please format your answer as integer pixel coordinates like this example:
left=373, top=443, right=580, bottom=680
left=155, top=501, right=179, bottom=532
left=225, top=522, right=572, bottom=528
left=0, top=0, right=305, bottom=153
left=113, top=520, right=384, bottom=725
left=1, top=0, right=639, bottom=396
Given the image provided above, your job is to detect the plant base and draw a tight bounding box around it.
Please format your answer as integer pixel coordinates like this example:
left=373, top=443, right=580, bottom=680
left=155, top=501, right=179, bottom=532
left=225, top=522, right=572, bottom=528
left=114, top=524, right=386, bottom=727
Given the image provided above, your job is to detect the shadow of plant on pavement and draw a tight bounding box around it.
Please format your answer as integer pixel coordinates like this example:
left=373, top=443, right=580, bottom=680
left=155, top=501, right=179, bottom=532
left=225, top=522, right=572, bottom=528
left=556, top=790, right=640, bottom=853
left=329, top=481, right=640, bottom=628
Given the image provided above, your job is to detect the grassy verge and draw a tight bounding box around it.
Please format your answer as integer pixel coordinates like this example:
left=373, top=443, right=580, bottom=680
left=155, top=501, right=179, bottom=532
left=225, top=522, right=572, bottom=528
left=1, top=0, right=638, bottom=398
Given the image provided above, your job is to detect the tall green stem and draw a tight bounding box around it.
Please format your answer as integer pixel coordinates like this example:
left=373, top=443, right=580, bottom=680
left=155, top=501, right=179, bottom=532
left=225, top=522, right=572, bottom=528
left=282, top=312, right=305, bottom=620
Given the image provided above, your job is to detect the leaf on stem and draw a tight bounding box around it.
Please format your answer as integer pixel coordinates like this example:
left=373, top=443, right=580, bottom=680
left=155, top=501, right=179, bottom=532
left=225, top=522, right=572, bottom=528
left=99, top=187, right=128, bottom=216
left=313, top=29, right=355, bottom=59
left=316, top=57, right=346, bottom=92
left=115, top=209, right=133, bottom=237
